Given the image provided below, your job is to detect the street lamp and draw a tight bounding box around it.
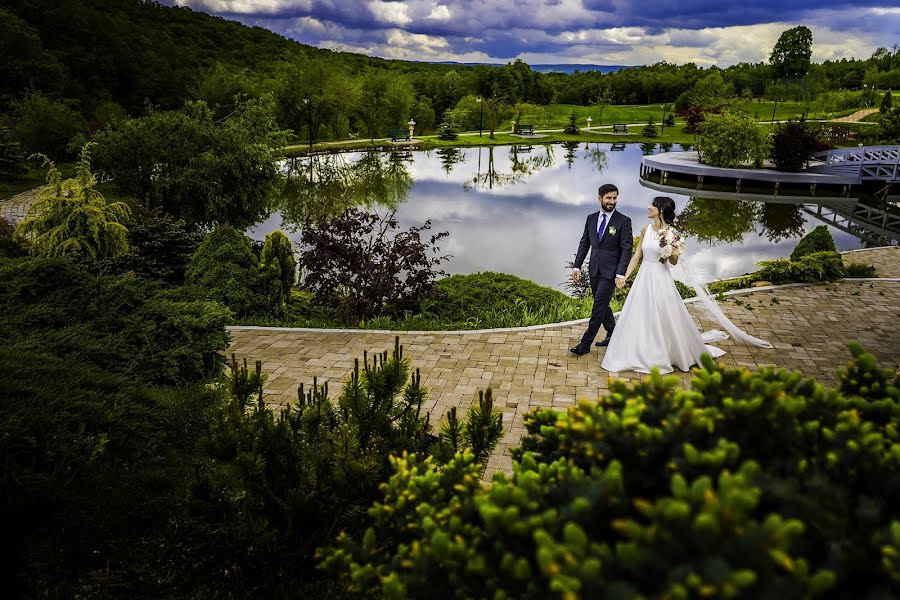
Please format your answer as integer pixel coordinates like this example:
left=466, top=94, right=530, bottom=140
left=586, top=116, right=592, bottom=129
left=407, top=118, right=416, bottom=140
left=476, top=96, right=483, bottom=137
left=660, top=103, right=667, bottom=134
left=302, top=98, right=311, bottom=151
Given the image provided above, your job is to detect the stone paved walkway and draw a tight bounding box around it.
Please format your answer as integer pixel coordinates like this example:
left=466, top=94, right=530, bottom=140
left=1, top=186, right=42, bottom=226
left=228, top=249, right=900, bottom=477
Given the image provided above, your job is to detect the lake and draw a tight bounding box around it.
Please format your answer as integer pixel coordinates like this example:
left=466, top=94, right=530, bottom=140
left=248, top=142, right=884, bottom=290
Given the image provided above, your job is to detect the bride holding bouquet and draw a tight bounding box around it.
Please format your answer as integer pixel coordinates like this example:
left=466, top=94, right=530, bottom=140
left=601, top=196, right=772, bottom=374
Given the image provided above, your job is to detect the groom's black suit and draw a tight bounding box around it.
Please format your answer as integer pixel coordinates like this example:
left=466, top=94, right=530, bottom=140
left=573, top=210, right=633, bottom=348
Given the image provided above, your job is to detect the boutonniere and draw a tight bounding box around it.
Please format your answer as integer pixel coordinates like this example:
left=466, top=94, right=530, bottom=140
left=608, top=226, right=617, bottom=236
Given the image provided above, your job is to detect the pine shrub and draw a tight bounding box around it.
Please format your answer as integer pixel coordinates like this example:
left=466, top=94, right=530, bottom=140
left=789, top=225, right=837, bottom=260
left=323, top=343, right=900, bottom=599
left=185, top=224, right=267, bottom=317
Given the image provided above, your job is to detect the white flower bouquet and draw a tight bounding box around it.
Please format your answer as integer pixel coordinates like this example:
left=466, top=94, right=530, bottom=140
left=657, top=227, right=685, bottom=264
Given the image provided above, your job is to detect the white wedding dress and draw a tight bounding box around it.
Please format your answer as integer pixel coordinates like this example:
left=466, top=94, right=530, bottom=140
left=601, top=226, right=772, bottom=374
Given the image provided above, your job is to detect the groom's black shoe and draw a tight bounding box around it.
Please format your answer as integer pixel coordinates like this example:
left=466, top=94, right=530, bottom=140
left=569, top=344, right=590, bottom=356
left=594, top=336, right=612, bottom=348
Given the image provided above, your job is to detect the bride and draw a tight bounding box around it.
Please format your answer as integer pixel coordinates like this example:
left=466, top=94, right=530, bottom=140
left=601, top=196, right=772, bottom=374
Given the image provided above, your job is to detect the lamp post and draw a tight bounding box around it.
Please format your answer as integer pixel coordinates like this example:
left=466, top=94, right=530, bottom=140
left=586, top=116, right=592, bottom=130
left=476, top=96, right=483, bottom=137
left=660, top=103, right=667, bottom=134
left=771, top=97, right=778, bottom=123
left=407, top=118, right=416, bottom=140
left=302, top=98, right=311, bottom=151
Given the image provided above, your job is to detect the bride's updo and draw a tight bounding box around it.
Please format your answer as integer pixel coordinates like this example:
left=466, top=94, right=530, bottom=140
left=652, top=196, right=677, bottom=226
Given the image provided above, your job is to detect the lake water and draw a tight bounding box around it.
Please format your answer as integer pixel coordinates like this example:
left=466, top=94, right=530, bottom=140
left=248, top=143, right=880, bottom=290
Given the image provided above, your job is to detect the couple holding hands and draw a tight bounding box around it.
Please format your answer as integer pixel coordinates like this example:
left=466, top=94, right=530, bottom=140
left=569, top=183, right=771, bottom=374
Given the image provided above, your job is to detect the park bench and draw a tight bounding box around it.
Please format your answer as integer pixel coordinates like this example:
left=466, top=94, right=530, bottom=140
left=612, top=123, right=628, bottom=134
left=389, top=128, right=410, bottom=142
left=515, top=123, right=535, bottom=135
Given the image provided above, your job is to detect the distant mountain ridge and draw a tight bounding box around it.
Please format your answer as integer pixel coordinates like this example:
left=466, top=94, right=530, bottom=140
left=431, top=62, right=633, bottom=74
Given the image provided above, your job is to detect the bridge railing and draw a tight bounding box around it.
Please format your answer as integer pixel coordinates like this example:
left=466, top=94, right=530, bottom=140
left=808, top=145, right=900, bottom=181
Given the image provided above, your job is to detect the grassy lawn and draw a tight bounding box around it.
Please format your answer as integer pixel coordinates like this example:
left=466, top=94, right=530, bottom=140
left=240, top=272, right=603, bottom=331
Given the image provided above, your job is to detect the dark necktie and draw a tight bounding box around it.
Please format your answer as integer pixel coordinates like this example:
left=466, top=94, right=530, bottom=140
left=598, top=213, right=607, bottom=239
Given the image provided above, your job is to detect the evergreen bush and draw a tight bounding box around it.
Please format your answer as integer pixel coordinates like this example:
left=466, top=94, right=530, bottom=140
left=195, top=337, right=503, bottom=594
left=16, top=144, right=130, bottom=262
left=102, top=207, right=202, bottom=285
left=0, top=256, right=231, bottom=384
left=185, top=224, right=267, bottom=317
left=323, top=343, right=900, bottom=599
left=0, top=349, right=223, bottom=597
left=789, top=225, right=837, bottom=260
left=259, top=229, right=296, bottom=315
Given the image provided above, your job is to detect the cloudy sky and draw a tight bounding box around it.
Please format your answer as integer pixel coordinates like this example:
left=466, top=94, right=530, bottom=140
left=165, top=0, right=899, bottom=66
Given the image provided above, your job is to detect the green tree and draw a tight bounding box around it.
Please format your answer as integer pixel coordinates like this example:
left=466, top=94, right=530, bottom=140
left=193, top=62, right=259, bottom=120
left=880, top=90, right=893, bottom=114
left=16, top=144, right=129, bottom=262
left=12, top=92, right=86, bottom=160
left=592, top=86, right=615, bottom=125
left=0, top=126, right=28, bottom=181
left=259, top=229, right=296, bottom=314
left=698, top=112, right=770, bottom=168
left=185, top=225, right=265, bottom=317
left=878, top=106, right=900, bottom=142
left=770, top=26, right=813, bottom=79
left=93, top=97, right=284, bottom=229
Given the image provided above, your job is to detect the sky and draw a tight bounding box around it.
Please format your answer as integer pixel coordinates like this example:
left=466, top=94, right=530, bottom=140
left=164, top=0, right=900, bottom=67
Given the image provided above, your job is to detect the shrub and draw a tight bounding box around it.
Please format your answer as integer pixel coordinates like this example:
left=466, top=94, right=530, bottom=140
left=0, top=126, right=28, bottom=180
left=878, top=106, right=900, bottom=143
left=845, top=262, right=877, bottom=278
left=564, top=112, right=579, bottom=134
left=0, top=349, right=223, bottom=597
left=102, top=207, right=202, bottom=285
left=259, top=229, right=296, bottom=315
left=185, top=224, right=266, bottom=317
left=323, top=343, right=900, bottom=599
left=0, top=219, right=25, bottom=258
left=195, top=338, right=503, bottom=595
left=770, top=117, right=820, bottom=172
left=881, top=91, right=893, bottom=114
left=758, top=250, right=846, bottom=284
left=0, top=256, right=231, bottom=385
left=698, top=112, right=771, bottom=168
left=642, top=116, right=658, bottom=137
left=16, top=144, right=130, bottom=262
left=299, top=208, right=448, bottom=323
left=790, top=225, right=837, bottom=260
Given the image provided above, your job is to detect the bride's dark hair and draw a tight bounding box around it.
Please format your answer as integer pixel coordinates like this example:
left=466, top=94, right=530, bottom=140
left=652, top=196, right=677, bottom=225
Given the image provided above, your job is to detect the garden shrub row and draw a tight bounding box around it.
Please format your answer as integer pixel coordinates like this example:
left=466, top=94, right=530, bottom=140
left=323, top=343, right=900, bottom=599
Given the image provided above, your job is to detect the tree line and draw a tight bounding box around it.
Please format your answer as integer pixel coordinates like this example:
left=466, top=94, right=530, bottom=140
left=1, top=1, right=899, bottom=166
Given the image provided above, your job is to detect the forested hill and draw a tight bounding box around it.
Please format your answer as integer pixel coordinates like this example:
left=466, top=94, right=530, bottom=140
left=0, top=0, right=461, bottom=112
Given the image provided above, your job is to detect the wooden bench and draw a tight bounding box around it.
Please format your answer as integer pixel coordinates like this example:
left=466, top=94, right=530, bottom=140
left=612, top=123, right=628, bottom=134
left=389, top=129, right=410, bottom=142
left=515, top=123, right=535, bottom=135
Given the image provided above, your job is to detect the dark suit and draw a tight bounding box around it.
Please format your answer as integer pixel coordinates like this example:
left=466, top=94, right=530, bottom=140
left=573, top=210, right=633, bottom=347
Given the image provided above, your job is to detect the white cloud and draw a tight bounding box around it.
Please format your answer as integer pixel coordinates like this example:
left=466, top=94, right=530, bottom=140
left=367, top=1, right=412, bottom=25
left=427, top=4, right=451, bottom=20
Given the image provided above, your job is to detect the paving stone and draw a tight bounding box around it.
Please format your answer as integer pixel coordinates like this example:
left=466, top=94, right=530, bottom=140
left=227, top=269, right=900, bottom=482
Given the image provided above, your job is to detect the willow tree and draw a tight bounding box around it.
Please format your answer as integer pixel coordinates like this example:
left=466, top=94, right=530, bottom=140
left=17, top=143, right=129, bottom=261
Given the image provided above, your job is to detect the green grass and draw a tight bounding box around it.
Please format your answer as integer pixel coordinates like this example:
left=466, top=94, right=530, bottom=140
left=240, top=272, right=606, bottom=330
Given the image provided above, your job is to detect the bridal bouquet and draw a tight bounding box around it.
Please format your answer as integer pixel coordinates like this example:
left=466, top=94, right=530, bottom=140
left=657, top=228, right=685, bottom=263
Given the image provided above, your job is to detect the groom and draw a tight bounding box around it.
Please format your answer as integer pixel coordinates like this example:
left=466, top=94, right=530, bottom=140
left=569, top=183, right=633, bottom=356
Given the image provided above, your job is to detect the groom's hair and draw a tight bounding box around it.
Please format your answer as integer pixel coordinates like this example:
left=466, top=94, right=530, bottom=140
left=597, top=183, right=619, bottom=197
